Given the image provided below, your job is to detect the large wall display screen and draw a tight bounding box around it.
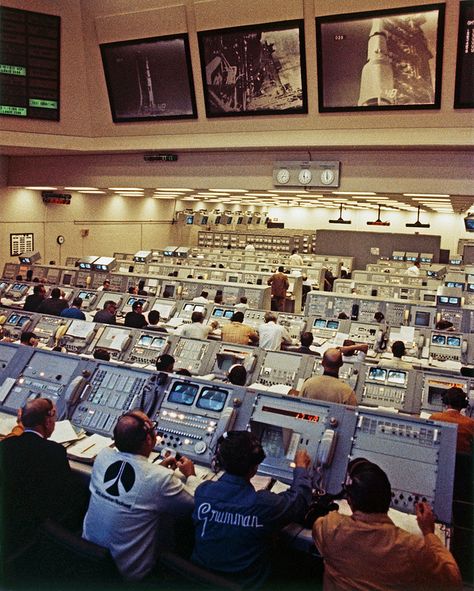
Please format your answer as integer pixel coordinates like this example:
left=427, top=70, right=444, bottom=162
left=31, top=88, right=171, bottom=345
left=0, top=6, right=60, bottom=120
left=454, top=0, right=474, bottom=108
left=100, top=34, right=197, bottom=122
left=316, top=4, right=445, bottom=112
left=198, top=20, right=307, bottom=117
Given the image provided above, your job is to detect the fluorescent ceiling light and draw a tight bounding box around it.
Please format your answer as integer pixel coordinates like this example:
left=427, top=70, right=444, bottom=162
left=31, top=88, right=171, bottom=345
left=64, top=187, right=99, bottom=191
left=246, top=193, right=279, bottom=197
left=155, top=188, right=193, bottom=192
left=25, top=186, right=57, bottom=190
left=208, top=189, right=248, bottom=193
left=404, top=193, right=450, bottom=197
left=333, top=191, right=377, bottom=195
left=109, top=187, right=143, bottom=191
left=272, top=190, right=303, bottom=194
left=78, top=190, right=106, bottom=194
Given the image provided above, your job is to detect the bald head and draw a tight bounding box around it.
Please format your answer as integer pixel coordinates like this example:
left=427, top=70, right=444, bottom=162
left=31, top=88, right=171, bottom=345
left=21, top=398, right=56, bottom=438
left=322, top=348, right=343, bottom=375
left=113, top=411, right=155, bottom=455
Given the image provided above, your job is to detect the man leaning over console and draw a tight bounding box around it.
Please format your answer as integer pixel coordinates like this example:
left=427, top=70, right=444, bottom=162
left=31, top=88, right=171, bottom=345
left=82, top=410, right=197, bottom=582
left=313, top=458, right=462, bottom=590
left=192, top=430, right=312, bottom=588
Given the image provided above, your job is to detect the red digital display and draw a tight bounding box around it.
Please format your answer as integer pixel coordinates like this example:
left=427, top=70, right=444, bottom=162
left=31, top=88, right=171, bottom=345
left=262, top=405, right=320, bottom=423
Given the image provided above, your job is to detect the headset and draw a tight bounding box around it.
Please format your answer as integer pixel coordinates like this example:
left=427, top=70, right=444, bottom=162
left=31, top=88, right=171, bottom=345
left=113, top=410, right=155, bottom=450
left=441, top=387, right=469, bottom=409
left=212, top=430, right=266, bottom=475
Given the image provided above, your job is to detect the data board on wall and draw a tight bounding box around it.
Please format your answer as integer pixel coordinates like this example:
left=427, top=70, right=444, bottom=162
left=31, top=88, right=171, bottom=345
left=0, top=6, right=60, bottom=120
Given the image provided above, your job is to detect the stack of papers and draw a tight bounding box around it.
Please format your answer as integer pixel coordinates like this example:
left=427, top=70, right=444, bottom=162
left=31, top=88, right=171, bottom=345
left=67, top=433, right=113, bottom=463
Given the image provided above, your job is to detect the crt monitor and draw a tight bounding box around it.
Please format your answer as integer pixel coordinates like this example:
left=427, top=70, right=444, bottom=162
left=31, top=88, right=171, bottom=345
left=186, top=215, right=194, bottom=225
left=464, top=217, right=474, bottom=231
left=414, top=311, right=431, bottom=327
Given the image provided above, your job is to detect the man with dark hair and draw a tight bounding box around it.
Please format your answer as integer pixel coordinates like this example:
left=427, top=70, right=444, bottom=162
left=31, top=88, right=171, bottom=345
left=0, top=398, right=82, bottom=556
left=299, top=348, right=357, bottom=405
left=23, top=284, right=46, bottom=312
left=97, top=279, right=111, bottom=292
left=289, top=249, right=304, bottom=267
left=83, top=410, right=196, bottom=581
left=20, top=331, right=39, bottom=347
left=93, top=348, right=111, bottom=361
left=313, top=458, right=461, bottom=590
left=288, top=331, right=319, bottom=355
left=37, top=287, right=69, bottom=316
left=155, top=354, right=175, bottom=373
left=380, top=340, right=412, bottom=369
left=267, top=266, right=289, bottom=311
left=147, top=310, right=167, bottom=332
left=192, top=431, right=312, bottom=587
left=137, top=280, right=148, bottom=296
left=221, top=311, right=258, bottom=345
left=192, top=291, right=210, bottom=304
left=93, top=300, right=117, bottom=325
left=227, top=364, right=247, bottom=386
left=60, top=296, right=86, bottom=320
left=124, top=301, right=147, bottom=329
left=430, top=387, right=474, bottom=455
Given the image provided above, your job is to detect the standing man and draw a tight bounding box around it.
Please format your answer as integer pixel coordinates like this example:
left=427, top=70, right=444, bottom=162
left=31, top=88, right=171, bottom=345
left=405, top=261, right=421, bottom=276
left=83, top=410, right=196, bottom=581
left=289, top=249, right=304, bottom=266
left=299, top=347, right=357, bottom=405
left=267, top=266, right=289, bottom=312
left=93, top=300, right=118, bottom=325
left=0, top=398, right=85, bottom=557
left=257, top=312, right=292, bottom=351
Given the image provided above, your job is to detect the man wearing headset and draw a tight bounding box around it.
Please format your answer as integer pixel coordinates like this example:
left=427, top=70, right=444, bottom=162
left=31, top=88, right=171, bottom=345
left=430, top=386, right=474, bottom=455
left=83, top=410, right=197, bottom=581
left=192, top=430, right=312, bottom=587
left=0, top=398, right=83, bottom=557
left=312, top=458, right=462, bottom=590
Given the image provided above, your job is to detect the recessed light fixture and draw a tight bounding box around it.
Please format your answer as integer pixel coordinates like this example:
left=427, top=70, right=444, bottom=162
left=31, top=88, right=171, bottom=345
left=404, top=193, right=450, bottom=197
left=64, top=187, right=99, bottom=191
left=25, top=186, right=57, bottom=190
left=333, top=191, right=377, bottom=196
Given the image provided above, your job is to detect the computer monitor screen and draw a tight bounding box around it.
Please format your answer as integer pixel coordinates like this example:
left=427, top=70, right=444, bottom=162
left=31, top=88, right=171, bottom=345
left=447, top=336, right=461, bottom=347
left=194, top=305, right=205, bottom=313
left=432, top=334, right=446, bottom=345
left=167, top=381, right=198, bottom=405
left=326, top=320, right=339, bottom=329
left=368, top=366, right=387, bottom=382
left=213, top=308, right=224, bottom=317
left=63, top=274, right=72, bottom=285
left=236, top=217, right=243, bottom=225
left=215, top=216, right=221, bottom=224
left=6, top=314, right=19, bottom=325
left=446, top=282, right=463, bottom=288
left=150, top=336, right=166, bottom=349
left=78, top=291, right=94, bottom=301
left=464, top=217, right=474, bottom=231
left=387, top=370, right=407, bottom=385
left=186, top=215, right=194, bottom=225
left=201, top=216, right=208, bottom=225
left=449, top=297, right=460, bottom=305
left=18, top=316, right=30, bottom=327
left=313, top=319, right=326, bottom=328
left=196, top=388, right=228, bottom=412
left=414, top=311, right=431, bottom=327
left=162, top=285, right=175, bottom=298
left=137, top=335, right=153, bottom=347
left=183, top=303, right=194, bottom=312
left=228, top=276, right=239, bottom=283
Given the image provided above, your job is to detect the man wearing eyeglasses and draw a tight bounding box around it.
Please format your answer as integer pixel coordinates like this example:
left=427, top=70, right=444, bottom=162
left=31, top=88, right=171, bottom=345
left=83, top=410, right=197, bottom=582
left=0, top=398, right=82, bottom=558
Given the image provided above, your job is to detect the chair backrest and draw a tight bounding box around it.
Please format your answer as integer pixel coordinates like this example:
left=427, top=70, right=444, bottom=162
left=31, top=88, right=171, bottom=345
left=37, top=519, right=121, bottom=585
left=159, top=551, right=243, bottom=590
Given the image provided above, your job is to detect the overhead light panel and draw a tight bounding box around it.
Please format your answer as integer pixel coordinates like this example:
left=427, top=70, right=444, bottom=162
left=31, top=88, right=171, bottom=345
left=333, top=191, right=377, bottom=196
left=367, top=204, right=390, bottom=226
left=329, top=204, right=351, bottom=224
left=404, top=193, right=450, bottom=197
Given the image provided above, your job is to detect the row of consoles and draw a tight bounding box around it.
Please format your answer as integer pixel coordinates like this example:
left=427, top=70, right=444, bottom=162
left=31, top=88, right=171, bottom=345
left=0, top=342, right=459, bottom=526
left=3, top=279, right=474, bottom=365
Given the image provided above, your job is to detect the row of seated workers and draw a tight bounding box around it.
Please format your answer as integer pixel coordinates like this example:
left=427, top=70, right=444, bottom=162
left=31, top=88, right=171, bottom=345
left=0, top=267, right=473, bottom=588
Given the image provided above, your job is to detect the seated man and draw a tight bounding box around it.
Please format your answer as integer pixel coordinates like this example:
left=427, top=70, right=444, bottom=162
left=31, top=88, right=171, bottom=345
left=299, top=348, right=357, bottom=405
left=192, top=431, right=312, bottom=587
left=221, top=311, right=258, bottom=345
left=380, top=340, right=413, bottom=370
left=83, top=410, right=196, bottom=581
left=313, top=458, right=462, bottom=590
left=155, top=354, right=175, bottom=373
left=288, top=331, right=320, bottom=355
left=124, top=300, right=147, bottom=329
left=0, top=398, right=85, bottom=557
left=430, top=386, right=474, bottom=455
left=257, top=312, right=292, bottom=351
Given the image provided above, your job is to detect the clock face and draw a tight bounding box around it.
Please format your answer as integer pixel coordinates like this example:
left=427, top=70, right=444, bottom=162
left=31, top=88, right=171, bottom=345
left=276, top=168, right=290, bottom=184
left=56, top=235, right=65, bottom=245
left=298, top=169, right=312, bottom=185
left=320, top=169, right=336, bottom=185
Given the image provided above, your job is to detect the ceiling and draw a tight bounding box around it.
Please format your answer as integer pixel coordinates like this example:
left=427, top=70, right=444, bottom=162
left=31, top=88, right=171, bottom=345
left=21, top=184, right=474, bottom=214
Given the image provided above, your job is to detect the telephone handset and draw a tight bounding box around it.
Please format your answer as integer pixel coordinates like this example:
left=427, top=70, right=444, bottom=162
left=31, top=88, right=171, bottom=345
left=213, top=406, right=236, bottom=443
left=0, top=315, right=6, bottom=325
left=60, top=375, right=89, bottom=419
left=316, top=429, right=337, bottom=467
left=55, top=324, right=68, bottom=345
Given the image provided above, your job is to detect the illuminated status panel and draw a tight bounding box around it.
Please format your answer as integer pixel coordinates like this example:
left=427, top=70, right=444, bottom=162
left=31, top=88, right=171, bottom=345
left=0, top=6, right=60, bottom=120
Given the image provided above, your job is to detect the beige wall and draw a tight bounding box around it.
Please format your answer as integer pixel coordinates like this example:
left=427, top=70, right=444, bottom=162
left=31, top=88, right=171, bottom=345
left=0, top=0, right=472, bottom=153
